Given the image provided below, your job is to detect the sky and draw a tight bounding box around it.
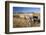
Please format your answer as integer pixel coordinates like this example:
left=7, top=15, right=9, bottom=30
left=13, top=7, right=40, bottom=14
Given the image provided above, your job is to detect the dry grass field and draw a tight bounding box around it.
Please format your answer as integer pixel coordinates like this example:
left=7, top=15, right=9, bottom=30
left=13, top=14, right=40, bottom=28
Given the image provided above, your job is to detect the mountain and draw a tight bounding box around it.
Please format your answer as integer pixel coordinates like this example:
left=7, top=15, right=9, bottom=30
left=13, top=12, right=40, bottom=14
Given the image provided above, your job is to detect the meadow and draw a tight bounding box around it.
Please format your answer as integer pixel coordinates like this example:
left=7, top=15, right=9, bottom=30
left=13, top=14, right=40, bottom=28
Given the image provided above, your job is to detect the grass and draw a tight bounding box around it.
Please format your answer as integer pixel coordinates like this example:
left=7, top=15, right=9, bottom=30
left=13, top=14, right=40, bottom=28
